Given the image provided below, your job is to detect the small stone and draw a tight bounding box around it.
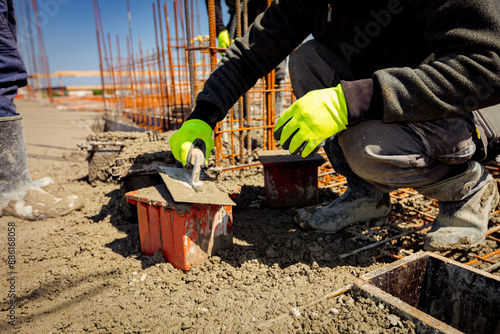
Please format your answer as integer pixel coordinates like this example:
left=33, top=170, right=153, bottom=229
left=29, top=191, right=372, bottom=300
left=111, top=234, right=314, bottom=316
left=329, top=308, right=339, bottom=315
left=486, top=240, right=497, bottom=248
left=309, top=312, right=319, bottom=320
left=291, top=307, right=301, bottom=317
left=378, top=303, right=385, bottom=310
left=181, top=321, right=192, bottom=330
left=387, top=314, right=400, bottom=327
left=346, top=298, right=355, bottom=306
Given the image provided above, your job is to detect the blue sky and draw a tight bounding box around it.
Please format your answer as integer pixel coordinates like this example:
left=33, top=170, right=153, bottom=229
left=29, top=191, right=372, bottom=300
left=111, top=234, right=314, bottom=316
left=16, top=0, right=224, bottom=87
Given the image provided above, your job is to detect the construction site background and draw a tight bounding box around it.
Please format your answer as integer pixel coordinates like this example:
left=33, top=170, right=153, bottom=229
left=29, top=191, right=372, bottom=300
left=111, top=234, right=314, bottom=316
left=14, top=0, right=500, bottom=271
left=18, top=0, right=302, bottom=173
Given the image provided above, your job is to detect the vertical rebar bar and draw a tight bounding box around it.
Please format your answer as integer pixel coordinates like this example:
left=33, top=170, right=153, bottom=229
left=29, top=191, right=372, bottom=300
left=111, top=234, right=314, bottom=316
left=17, top=1, right=35, bottom=96
left=31, top=0, right=53, bottom=102
left=146, top=50, right=156, bottom=129
left=92, top=0, right=107, bottom=111
left=206, top=0, right=222, bottom=166
left=235, top=0, right=244, bottom=164
left=184, top=0, right=196, bottom=108
left=153, top=2, right=167, bottom=129
left=157, top=0, right=171, bottom=130
left=96, top=0, right=112, bottom=111
left=126, top=0, right=135, bottom=118
left=242, top=0, right=250, bottom=163
left=126, top=36, right=133, bottom=112
left=139, top=36, right=147, bottom=125
left=173, top=0, right=187, bottom=122
left=116, top=35, right=124, bottom=113
left=265, top=0, right=274, bottom=150
left=164, top=3, right=179, bottom=128
left=178, top=0, right=190, bottom=120
left=107, top=33, right=118, bottom=112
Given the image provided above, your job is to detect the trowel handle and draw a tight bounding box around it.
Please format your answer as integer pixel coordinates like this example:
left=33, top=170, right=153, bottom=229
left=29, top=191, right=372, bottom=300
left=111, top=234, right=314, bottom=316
left=189, top=147, right=204, bottom=186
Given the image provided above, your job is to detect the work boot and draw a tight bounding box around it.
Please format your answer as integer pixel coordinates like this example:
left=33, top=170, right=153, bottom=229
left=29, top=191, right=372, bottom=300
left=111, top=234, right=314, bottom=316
left=295, top=137, right=392, bottom=232
left=1, top=184, right=82, bottom=221
left=0, top=114, right=83, bottom=220
left=416, top=160, right=499, bottom=251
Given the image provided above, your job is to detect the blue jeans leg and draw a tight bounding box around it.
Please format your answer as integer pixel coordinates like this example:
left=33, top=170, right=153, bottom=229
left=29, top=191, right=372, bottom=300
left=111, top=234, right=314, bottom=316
left=0, top=0, right=28, bottom=117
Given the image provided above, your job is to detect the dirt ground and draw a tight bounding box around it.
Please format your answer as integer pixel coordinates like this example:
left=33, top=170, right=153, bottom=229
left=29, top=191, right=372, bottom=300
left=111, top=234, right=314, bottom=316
left=0, top=100, right=496, bottom=333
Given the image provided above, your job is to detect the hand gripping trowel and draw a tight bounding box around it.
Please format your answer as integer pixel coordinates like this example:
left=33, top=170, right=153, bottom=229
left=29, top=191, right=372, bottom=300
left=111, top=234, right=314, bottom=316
left=157, top=147, right=236, bottom=206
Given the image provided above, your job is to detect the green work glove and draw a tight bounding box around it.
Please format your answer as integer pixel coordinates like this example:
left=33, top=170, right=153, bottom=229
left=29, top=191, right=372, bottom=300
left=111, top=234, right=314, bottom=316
left=217, top=30, right=230, bottom=49
left=273, top=84, right=348, bottom=158
left=169, top=119, right=215, bottom=167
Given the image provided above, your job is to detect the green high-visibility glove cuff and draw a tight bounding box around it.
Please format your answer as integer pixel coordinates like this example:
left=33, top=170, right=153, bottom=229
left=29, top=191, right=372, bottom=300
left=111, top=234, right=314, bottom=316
left=169, top=119, right=215, bottom=166
left=217, top=30, right=230, bottom=49
left=273, top=83, right=348, bottom=158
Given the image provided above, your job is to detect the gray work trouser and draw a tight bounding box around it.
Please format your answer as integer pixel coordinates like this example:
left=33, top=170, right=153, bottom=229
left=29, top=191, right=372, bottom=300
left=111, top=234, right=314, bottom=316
left=289, top=40, right=476, bottom=192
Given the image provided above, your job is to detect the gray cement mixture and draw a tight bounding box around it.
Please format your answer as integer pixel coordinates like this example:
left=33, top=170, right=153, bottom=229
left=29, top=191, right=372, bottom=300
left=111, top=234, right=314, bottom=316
left=0, top=100, right=498, bottom=333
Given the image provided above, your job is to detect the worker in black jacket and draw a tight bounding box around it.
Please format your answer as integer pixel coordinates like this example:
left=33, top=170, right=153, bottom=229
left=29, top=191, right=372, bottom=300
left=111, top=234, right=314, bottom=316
left=172, top=0, right=500, bottom=251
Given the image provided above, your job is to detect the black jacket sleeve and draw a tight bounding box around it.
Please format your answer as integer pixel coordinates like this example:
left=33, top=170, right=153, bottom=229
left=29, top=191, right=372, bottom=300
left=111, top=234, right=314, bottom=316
left=344, top=0, right=500, bottom=125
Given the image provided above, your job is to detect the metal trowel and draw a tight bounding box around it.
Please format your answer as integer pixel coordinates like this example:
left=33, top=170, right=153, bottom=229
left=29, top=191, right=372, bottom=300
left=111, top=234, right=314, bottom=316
left=158, top=147, right=236, bottom=206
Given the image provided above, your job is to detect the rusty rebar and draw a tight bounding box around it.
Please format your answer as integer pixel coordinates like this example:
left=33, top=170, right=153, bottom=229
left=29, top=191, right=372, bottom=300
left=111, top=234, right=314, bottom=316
left=164, top=3, right=179, bottom=128
left=107, top=33, right=118, bottom=110
left=89, top=0, right=297, bottom=168
left=31, top=0, right=53, bottom=102
left=206, top=0, right=222, bottom=166
left=156, top=0, right=171, bottom=129
left=152, top=3, right=166, bottom=127
left=173, top=0, right=187, bottom=122
left=116, top=35, right=124, bottom=111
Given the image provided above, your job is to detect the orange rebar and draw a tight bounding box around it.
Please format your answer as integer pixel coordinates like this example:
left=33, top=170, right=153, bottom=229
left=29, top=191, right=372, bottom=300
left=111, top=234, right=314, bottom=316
left=82, top=1, right=286, bottom=170
left=116, top=35, right=124, bottom=107
left=31, top=0, right=53, bottom=101
left=465, top=249, right=500, bottom=266
left=138, top=37, right=147, bottom=125
left=156, top=0, right=171, bottom=129
left=164, top=3, right=179, bottom=128
left=173, top=0, right=187, bottom=122
left=152, top=3, right=166, bottom=126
